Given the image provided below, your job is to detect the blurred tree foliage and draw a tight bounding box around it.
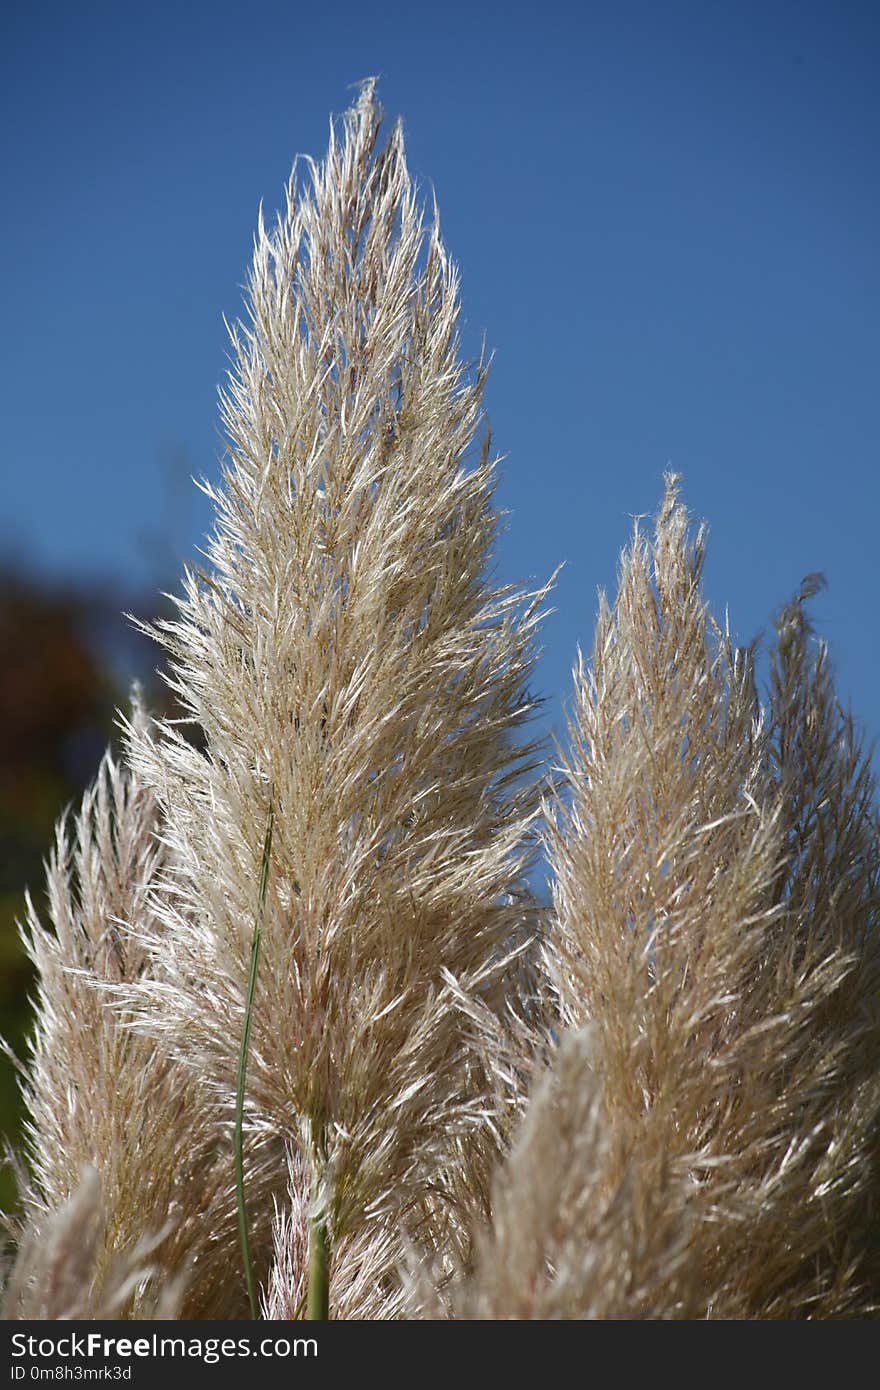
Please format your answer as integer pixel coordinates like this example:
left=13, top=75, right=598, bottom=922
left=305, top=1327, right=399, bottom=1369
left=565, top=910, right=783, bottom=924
left=0, top=568, right=166, bottom=1212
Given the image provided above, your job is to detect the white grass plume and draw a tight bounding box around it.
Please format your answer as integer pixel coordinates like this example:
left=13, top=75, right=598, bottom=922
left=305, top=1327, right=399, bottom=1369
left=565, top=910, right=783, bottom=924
left=120, top=81, right=549, bottom=1292
left=12, top=697, right=257, bottom=1318
left=428, top=1027, right=695, bottom=1319
left=3, top=1168, right=184, bottom=1320
left=535, top=477, right=880, bottom=1317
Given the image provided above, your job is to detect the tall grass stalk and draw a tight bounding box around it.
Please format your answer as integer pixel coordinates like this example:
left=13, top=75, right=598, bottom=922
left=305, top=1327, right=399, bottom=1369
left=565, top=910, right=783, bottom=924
left=307, top=1210, right=330, bottom=1321
left=235, top=804, right=274, bottom=1320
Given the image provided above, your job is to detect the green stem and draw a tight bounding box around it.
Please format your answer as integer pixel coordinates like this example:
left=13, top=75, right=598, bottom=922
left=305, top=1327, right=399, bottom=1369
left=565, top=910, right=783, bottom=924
left=307, top=1209, right=330, bottom=1320
left=235, top=804, right=274, bottom=1320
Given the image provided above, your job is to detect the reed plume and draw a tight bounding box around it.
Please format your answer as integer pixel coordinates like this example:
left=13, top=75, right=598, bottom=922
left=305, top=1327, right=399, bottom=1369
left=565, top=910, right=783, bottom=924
left=2, top=1168, right=183, bottom=1320
left=519, top=476, right=880, bottom=1318
left=117, top=80, right=548, bottom=1310
left=12, top=696, right=249, bottom=1317
left=428, top=1026, right=696, bottom=1319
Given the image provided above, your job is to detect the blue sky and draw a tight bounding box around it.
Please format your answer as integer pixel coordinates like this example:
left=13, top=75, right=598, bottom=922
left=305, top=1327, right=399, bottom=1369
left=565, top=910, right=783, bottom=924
left=2, top=0, right=878, bottom=759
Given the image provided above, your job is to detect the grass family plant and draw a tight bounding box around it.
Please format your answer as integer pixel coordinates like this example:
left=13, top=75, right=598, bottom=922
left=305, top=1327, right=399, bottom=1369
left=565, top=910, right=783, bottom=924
left=3, top=85, right=878, bottom=1321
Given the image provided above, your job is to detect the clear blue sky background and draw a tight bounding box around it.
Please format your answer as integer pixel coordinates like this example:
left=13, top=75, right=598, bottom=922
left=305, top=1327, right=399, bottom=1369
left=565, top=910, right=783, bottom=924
left=2, top=0, right=878, bottom=764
